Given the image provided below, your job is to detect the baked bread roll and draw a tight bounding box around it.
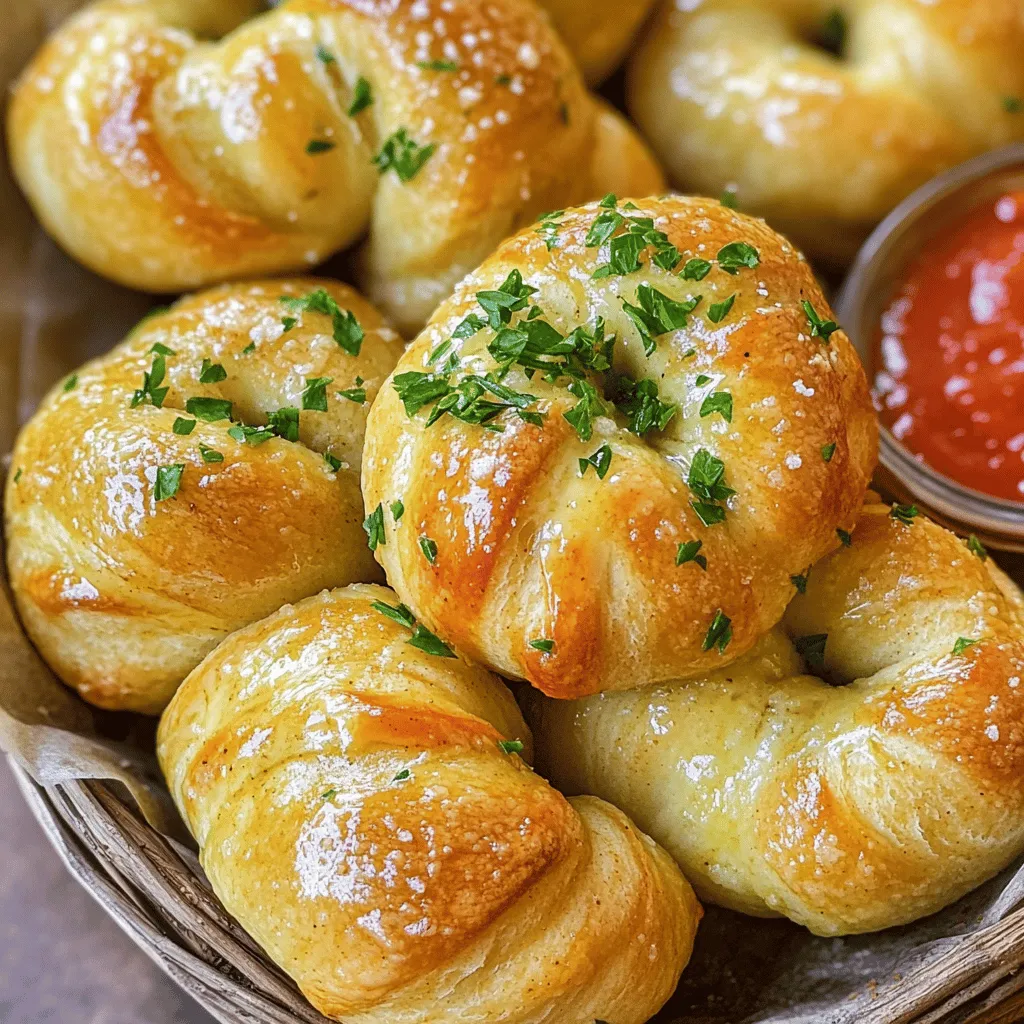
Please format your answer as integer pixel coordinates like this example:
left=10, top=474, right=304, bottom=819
left=528, top=502, right=1024, bottom=935
left=536, top=0, right=657, bottom=84
left=5, top=279, right=402, bottom=713
left=362, top=195, right=876, bottom=698
left=628, top=0, right=1024, bottom=265
left=8, top=0, right=664, bottom=334
left=157, top=583, right=700, bottom=1022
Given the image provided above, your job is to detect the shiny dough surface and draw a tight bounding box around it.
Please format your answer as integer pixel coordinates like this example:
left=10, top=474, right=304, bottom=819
left=528, top=502, right=1024, bottom=935
left=536, top=0, right=657, bottom=84
left=157, top=583, right=699, bottom=1023
left=5, top=279, right=401, bottom=713
left=628, top=0, right=1024, bottom=264
left=363, top=195, right=876, bottom=699
left=8, top=0, right=664, bottom=333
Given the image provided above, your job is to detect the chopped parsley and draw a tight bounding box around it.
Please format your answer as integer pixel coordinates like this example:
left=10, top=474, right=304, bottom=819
left=337, top=379, right=366, bottom=404
left=681, top=258, right=712, bottom=281
left=185, top=396, right=232, bottom=422
left=393, top=768, right=411, bottom=782
left=719, top=189, right=738, bottom=209
left=149, top=342, right=174, bottom=356
left=347, top=76, right=373, bottom=116
left=419, top=536, right=438, bottom=564
left=228, top=423, right=274, bottom=445
left=687, top=448, right=734, bottom=526
left=324, top=452, right=342, bottom=471
left=281, top=290, right=364, bottom=355
left=363, top=503, right=386, bottom=550
left=321, top=788, right=338, bottom=801
left=131, top=353, right=169, bottom=408
left=12, top=468, right=21, bottom=483
left=476, top=270, right=536, bottom=329
left=281, top=316, right=297, bottom=332
left=372, top=128, right=435, bottom=182
left=953, top=637, right=979, bottom=655
left=391, top=500, right=405, bottom=521
left=622, top=283, right=701, bottom=355
left=676, top=539, right=707, bottom=570
left=837, top=528, right=852, bottom=546
left=699, top=390, right=733, bottom=422
left=199, top=359, right=226, bottom=384
left=154, top=464, right=184, bottom=502
left=890, top=503, right=919, bottom=526
left=716, top=241, right=760, bottom=274
left=611, top=376, right=676, bottom=436
left=703, top=609, right=732, bottom=653
left=315, top=45, right=335, bottom=65
left=790, top=572, right=809, bottom=594
left=707, top=294, right=736, bottom=324
left=529, top=639, right=554, bottom=653
left=370, top=599, right=455, bottom=658
left=306, top=139, right=335, bottom=155
left=394, top=372, right=538, bottom=429
left=198, top=444, right=223, bottom=464
left=563, top=379, right=605, bottom=442
left=587, top=196, right=682, bottom=277
left=1005, top=96, right=1023, bottom=114
left=579, top=443, right=612, bottom=479
left=967, top=534, right=988, bottom=561
left=794, top=632, right=828, bottom=668
left=498, top=739, right=524, bottom=755
left=172, top=417, right=196, bottom=436
left=301, top=376, right=333, bottom=411
left=62, top=373, right=78, bottom=392
left=535, top=209, right=563, bottom=251
left=267, top=407, right=299, bottom=442
left=241, top=341, right=256, bottom=355
left=801, top=300, right=838, bottom=342
left=821, top=442, right=836, bottom=462
left=417, top=59, right=458, bottom=71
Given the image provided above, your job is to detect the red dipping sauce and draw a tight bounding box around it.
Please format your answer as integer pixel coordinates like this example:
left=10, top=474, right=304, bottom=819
left=874, top=191, right=1024, bottom=502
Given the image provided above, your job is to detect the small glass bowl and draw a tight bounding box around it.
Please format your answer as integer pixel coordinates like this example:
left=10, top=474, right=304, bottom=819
left=836, top=144, right=1024, bottom=553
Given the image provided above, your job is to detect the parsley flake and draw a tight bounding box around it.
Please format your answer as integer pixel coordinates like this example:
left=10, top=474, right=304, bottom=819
left=622, top=283, right=701, bottom=355
left=716, top=241, right=760, bottom=274
left=391, top=500, right=404, bottom=521
left=372, top=128, right=435, bottom=182
left=837, top=528, right=852, bottom=546
left=199, top=359, right=226, bottom=384
left=316, top=45, right=335, bottom=65
left=267, top=407, right=299, bottom=442
left=393, top=768, right=411, bottom=782
left=228, top=423, right=275, bottom=445
left=62, top=373, right=78, bottom=392
left=719, top=189, right=738, bottom=209
left=529, top=639, right=554, bottom=654
left=363, top=503, right=386, bottom=550
left=699, top=390, right=733, bottom=422
left=281, top=290, right=364, bottom=355
left=417, top=59, right=458, bottom=71
left=821, top=442, right=836, bottom=462
left=890, top=503, right=919, bottom=526
left=801, top=300, right=839, bottom=342
left=579, top=443, right=612, bottom=479
left=681, top=258, right=712, bottom=281
left=172, top=417, right=196, bottom=436
left=498, top=739, right=524, bottom=755
left=953, top=636, right=979, bottom=655
left=306, top=139, right=335, bottom=155
left=347, top=76, right=373, bottom=116
left=323, top=452, right=342, bottom=471
left=131, top=353, right=169, bottom=408
left=794, top=632, right=828, bottom=668
left=419, top=536, right=438, bottom=564
left=676, top=539, right=707, bottom=570
left=686, top=449, right=734, bottom=526
left=968, top=534, right=988, bottom=561
left=199, top=443, right=223, bottom=464
left=154, top=464, right=184, bottom=501
left=707, top=294, right=736, bottom=324
left=703, top=609, right=732, bottom=653
left=302, top=376, right=333, bottom=412
left=791, top=572, right=809, bottom=593
left=185, top=396, right=232, bottom=422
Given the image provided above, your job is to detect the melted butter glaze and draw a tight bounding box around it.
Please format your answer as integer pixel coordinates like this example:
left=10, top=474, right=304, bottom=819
left=628, top=0, right=1024, bottom=265
left=5, top=279, right=403, bottom=713
left=157, top=584, right=700, bottom=1022
left=9, top=0, right=663, bottom=333
left=875, top=191, right=1024, bottom=502
left=363, top=195, right=877, bottom=698
left=529, top=502, right=1024, bottom=935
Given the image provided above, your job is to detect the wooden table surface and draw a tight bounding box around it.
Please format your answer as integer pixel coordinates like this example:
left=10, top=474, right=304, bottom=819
left=0, top=761, right=217, bottom=1024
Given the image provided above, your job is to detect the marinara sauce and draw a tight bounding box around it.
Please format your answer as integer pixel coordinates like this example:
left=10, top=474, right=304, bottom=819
left=874, top=191, right=1024, bottom=502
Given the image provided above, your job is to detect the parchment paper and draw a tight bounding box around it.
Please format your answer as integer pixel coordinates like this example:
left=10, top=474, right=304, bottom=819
left=3, top=4, right=1024, bottom=1023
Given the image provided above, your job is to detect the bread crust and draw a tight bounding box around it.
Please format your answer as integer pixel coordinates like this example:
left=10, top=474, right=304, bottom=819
left=363, top=195, right=877, bottom=697
left=528, top=503, right=1024, bottom=935
left=5, top=279, right=402, bottom=713
left=157, top=583, right=700, bottom=1022
left=7, top=0, right=664, bottom=332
